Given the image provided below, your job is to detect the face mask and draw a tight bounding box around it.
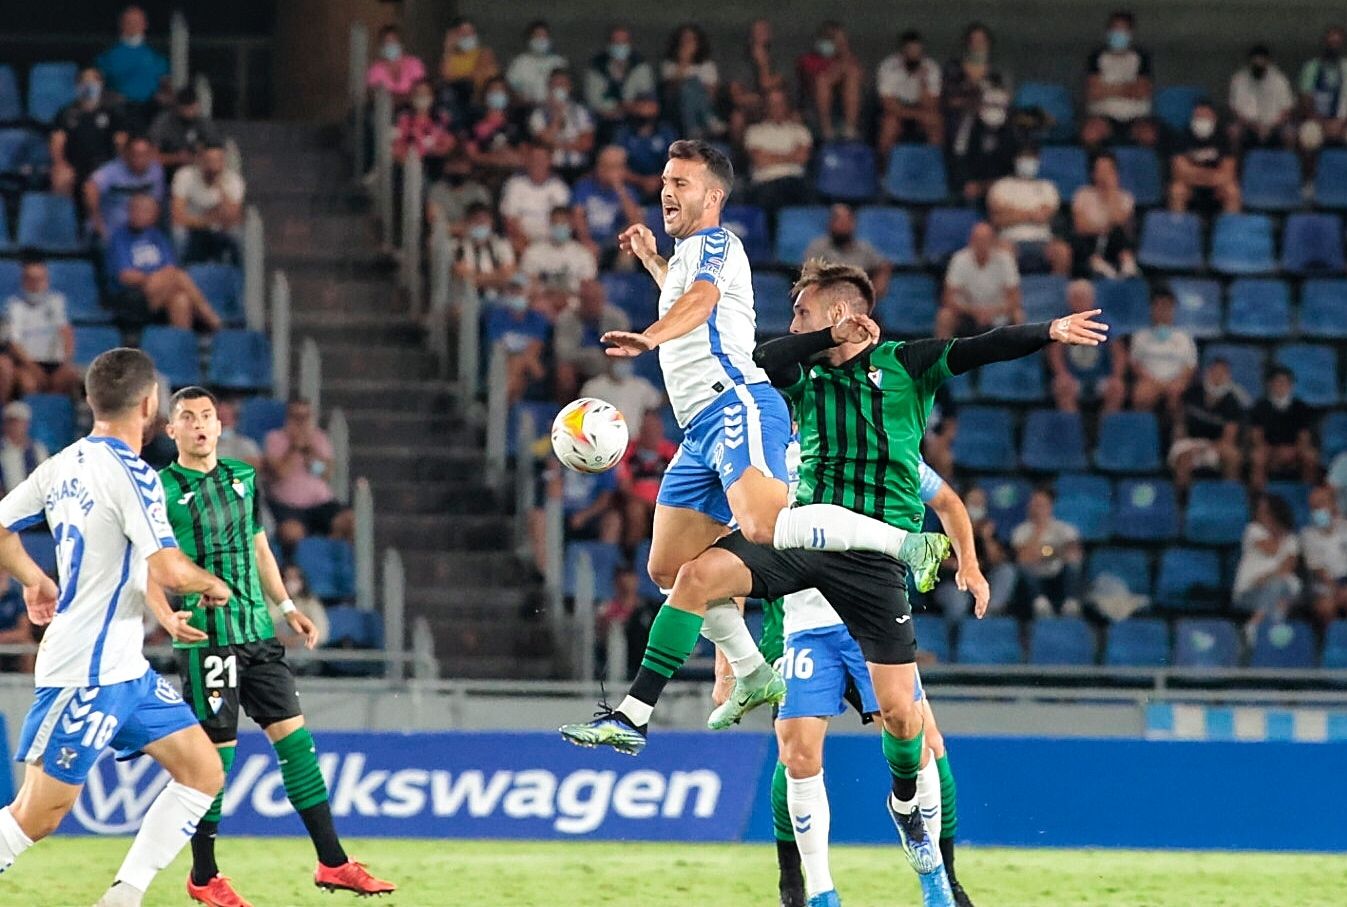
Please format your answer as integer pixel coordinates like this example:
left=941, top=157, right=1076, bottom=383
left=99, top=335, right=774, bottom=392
left=1015, top=157, right=1039, bottom=179
left=979, top=106, right=1007, bottom=128
left=609, top=43, right=631, bottom=62
left=382, top=42, right=402, bottom=62
left=1326, top=45, right=1342, bottom=60
left=816, top=39, right=836, bottom=58
left=505, top=294, right=528, bottom=313
left=486, top=91, right=509, bottom=111
left=413, top=95, right=433, bottom=112
left=1107, top=29, right=1131, bottom=51
left=78, top=82, right=102, bottom=103
left=829, top=231, right=853, bottom=246
left=123, top=34, right=145, bottom=47
left=551, top=86, right=570, bottom=103
left=1205, top=378, right=1232, bottom=397
left=458, top=34, right=479, bottom=52
left=612, top=361, right=635, bottom=380
left=1152, top=325, right=1172, bottom=341
left=529, top=36, right=552, bottom=55
left=1312, top=508, right=1334, bottom=529
left=965, top=49, right=989, bottom=65
left=468, top=223, right=491, bottom=242
left=285, top=579, right=305, bottom=597
left=904, top=57, right=922, bottom=73
left=967, top=505, right=987, bottom=522
left=1191, top=117, right=1216, bottom=139
left=550, top=223, right=572, bottom=243
left=1250, top=63, right=1268, bottom=79
left=1269, top=392, right=1292, bottom=409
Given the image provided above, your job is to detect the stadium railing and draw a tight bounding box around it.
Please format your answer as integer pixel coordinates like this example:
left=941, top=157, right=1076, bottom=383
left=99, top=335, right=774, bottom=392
left=170, top=11, right=189, bottom=90
left=514, top=409, right=538, bottom=553
left=243, top=205, right=265, bottom=330
left=329, top=407, right=350, bottom=506
left=483, top=346, right=509, bottom=490
left=354, top=477, right=376, bottom=612
left=381, top=546, right=406, bottom=665
left=348, top=22, right=369, bottom=180
left=270, top=270, right=292, bottom=400
left=400, top=147, right=424, bottom=314
left=373, top=89, right=394, bottom=246
left=569, top=546, right=597, bottom=682
left=298, top=336, right=322, bottom=413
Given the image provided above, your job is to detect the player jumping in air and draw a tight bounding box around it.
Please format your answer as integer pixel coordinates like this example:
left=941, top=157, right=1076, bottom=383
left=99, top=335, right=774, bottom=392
left=156, top=387, right=394, bottom=906
left=0, top=348, right=234, bottom=907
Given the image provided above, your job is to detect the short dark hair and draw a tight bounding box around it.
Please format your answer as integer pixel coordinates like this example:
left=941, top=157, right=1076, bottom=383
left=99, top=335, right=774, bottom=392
left=86, top=348, right=158, bottom=419
left=465, top=201, right=492, bottom=219
left=201, top=141, right=225, bottom=153
left=900, top=30, right=923, bottom=46
left=1268, top=365, right=1295, bottom=383
left=667, top=139, right=734, bottom=195
left=1093, top=150, right=1117, bottom=167
left=1261, top=493, right=1296, bottom=532
left=526, top=19, right=549, bottom=35
left=1108, top=10, right=1135, bottom=27
left=176, top=86, right=198, bottom=106
left=1249, top=43, right=1271, bottom=58
left=1151, top=287, right=1175, bottom=304
left=792, top=258, right=876, bottom=314
left=17, top=248, right=44, bottom=268
left=170, top=385, right=217, bottom=413
left=378, top=24, right=400, bottom=41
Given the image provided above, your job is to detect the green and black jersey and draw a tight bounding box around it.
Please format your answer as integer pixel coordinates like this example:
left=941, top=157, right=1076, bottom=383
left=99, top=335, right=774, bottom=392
left=160, top=457, right=275, bottom=648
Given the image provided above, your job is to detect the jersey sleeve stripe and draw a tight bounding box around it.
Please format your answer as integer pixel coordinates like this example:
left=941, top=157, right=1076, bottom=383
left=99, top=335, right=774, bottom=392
left=691, top=229, right=729, bottom=284
left=5, top=513, right=45, bottom=532
left=706, top=307, right=746, bottom=383
left=731, top=384, right=771, bottom=476
left=106, top=447, right=178, bottom=549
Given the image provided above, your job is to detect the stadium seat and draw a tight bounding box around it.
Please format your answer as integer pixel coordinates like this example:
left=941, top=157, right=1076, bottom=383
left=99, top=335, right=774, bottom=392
left=0, top=66, right=20, bottom=122
left=0, top=257, right=19, bottom=299
left=815, top=142, right=878, bottom=201
left=1266, top=480, right=1311, bottom=529
left=1202, top=343, right=1265, bottom=400
left=914, top=614, right=949, bottom=663
left=1274, top=343, right=1339, bottom=406
left=1112, top=145, right=1163, bottom=208
left=1168, top=278, right=1222, bottom=339
left=1314, top=148, right=1347, bottom=208
left=1137, top=211, right=1203, bottom=271
left=186, top=264, right=244, bottom=326
left=1209, top=213, right=1276, bottom=275
left=1055, top=473, right=1113, bottom=542
left=1029, top=618, right=1095, bottom=666
left=1281, top=213, right=1345, bottom=275
left=980, top=476, right=1032, bottom=539
left=16, top=192, right=81, bottom=252
left=883, top=145, right=949, bottom=204
left=721, top=205, right=770, bottom=263
left=874, top=273, right=937, bottom=336
left=23, top=531, right=55, bottom=575
left=600, top=271, right=657, bottom=324
left=955, top=616, right=1022, bottom=665
left=1105, top=619, right=1170, bottom=667
left=564, top=541, right=622, bottom=603
left=921, top=207, right=979, bottom=264
left=26, top=62, right=78, bottom=125
left=239, top=397, right=286, bottom=444
left=1173, top=618, right=1240, bottom=668
left=1112, top=479, right=1178, bottom=541
left=978, top=353, right=1045, bottom=403
left=945, top=370, right=975, bottom=403
left=1091, top=277, right=1150, bottom=336
left=1038, top=146, right=1089, bottom=199
left=1088, top=547, right=1152, bottom=597
left=1321, top=411, right=1347, bottom=461
left=208, top=329, right=273, bottom=390
left=0, top=128, right=48, bottom=184
left=72, top=325, right=121, bottom=368
left=1226, top=278, right=1292, bottom=339
left=1299, top=279, right=1347, bottom=339
left=1322, top=620, right=1347, bottom=668
left=951, top=406, right=1016, bottom=471
left=1184, top=480, right=1249, bottom=545
left=0, top=202, right=10, bottom=252
left=1094, top=411, right=1161, bottom=473
left=25, top=393, right=75, bottom=451
left=774, top=205, right=830, bottom=264
left=294, top=537, right=356, bottom=602
left=753, top=272, right=794, bottom=335
left=1020, top=409, right=1087, bottom=472
left=856, top=206, right=917, bottom=266
left=1153, top=85, right=1204, bottom=133
left=1240, top=149, right=1303, bottom=211
left=1020, top=275, right=1068, bottom=322
left=46, top=259, right=110, bottom=324
left=1156, top=548, right=1223, bottom=610
left=140, top=325, right=201, bottom=388
left=1013, top=82, right=1075, bottom=142
left=324, top=605, right=382, bottom=651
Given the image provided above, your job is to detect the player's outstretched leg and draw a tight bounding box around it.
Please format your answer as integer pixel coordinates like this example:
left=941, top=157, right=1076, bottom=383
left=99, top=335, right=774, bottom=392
left=770, top=761, right=807, bottom=907
left=771, top=504, right=951, bottom=593
left=185, top=744, right=253, bottom=907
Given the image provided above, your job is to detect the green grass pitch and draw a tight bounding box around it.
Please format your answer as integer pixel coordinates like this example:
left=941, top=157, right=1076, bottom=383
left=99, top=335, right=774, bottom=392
left=5, top=838, right=1344, bottom=906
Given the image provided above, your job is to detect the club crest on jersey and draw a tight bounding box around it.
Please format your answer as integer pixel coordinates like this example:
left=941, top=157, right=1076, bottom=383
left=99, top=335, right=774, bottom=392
left=208, top=690, right=224, bottom=714
left=867, top=367, right=883, bottom=388
left=231, top=480, right=247, bottom=499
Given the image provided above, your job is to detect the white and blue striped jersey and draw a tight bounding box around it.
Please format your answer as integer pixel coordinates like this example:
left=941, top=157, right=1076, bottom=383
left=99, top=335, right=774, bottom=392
left=0, top=436, right=178, bottom=687
left=658, top=225, right=768, bottom=427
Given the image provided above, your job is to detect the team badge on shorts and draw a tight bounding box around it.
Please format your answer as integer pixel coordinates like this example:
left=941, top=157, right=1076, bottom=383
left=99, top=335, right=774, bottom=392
left=208, top=690, right=224, bottom=714
left=55, top=746, right=78, bottom=770
left=154, top=677, right=183, bottom=704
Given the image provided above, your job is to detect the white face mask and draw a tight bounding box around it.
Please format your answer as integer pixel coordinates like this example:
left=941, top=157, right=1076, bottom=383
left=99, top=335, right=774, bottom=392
left=979, top=106, right=1007, bottom=128
left=123, top=33, right=145, bottom=47
left=1015, top=157, right=1039, bottom=179
left=1191, top=117, right=1216, bottom=140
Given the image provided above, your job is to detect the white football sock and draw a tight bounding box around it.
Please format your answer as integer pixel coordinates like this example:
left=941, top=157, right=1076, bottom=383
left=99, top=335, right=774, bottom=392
left=617, top=696, right=653, bottom=727
left=0, top=806, right=34, bottom=873
left=114, top=781, right=214, bottom=892
left=786, top=771, right=834, bottom=897
left=701, top=602, right=767, bottom=677
left=774, top=504, right=909, bottom=559
left=917, top=756, right=945, bottom=850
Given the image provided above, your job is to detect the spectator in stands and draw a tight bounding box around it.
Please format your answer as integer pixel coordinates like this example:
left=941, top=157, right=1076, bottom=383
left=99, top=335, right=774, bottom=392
left=987, top=144, right=1072, bottom=275
left=215, top=397, right=262, bottom=469
left=1168, top=100, right=1241, bottom=215
left=585, top=25, right=657, bottom=137
left=272, top=564, right=330, bottom=651
left=554, top=278, right=630, bottom=402
left=500, top=143, right=572, bottom=251
left=946, top=83, right=1016, bottom=202
left=1049, top=279, right=1126, bottom=415
left=463, top=76, right=526, bottom=174
left=1232, top=493, right=1301, bottom=627
left=0, top=402, right=50, bottom=492
left=572, top=146, right=645, bottom=265
left=743, top=88, right=812, bottom=215
left=4, top=255, right=79, bottom=397
left=148, top=86, right=221, bottom=170
left=0, top=569, right=34, bottom=673
left=49, top=67, right=128, bottom=198
left=528, top=69, right=597, bottom=180
left=1012, top=488, right=1084, bottom=617
left=581, top=357, right=664, bottom=429
left=937, top=221, right=1023, bottom=337
left=264, top=397, right=354, bottom=548
left=1249, top=366, right=1319, bottom=489
left=661, top=24, right=723, bottom=140
left=439, top=17, right=500, bottom=116
left=171, top=142, right=245, bottom=264
left=505, top=20, right=568, bottom=108
left=1071, top=151, right=1138, bottom=278
left=426, top=162, right=492, bottom=233
left=618, top=411, right=677, bottom=546
left=877, top=30, right=944, bottom=156
left=941, top=23, right=1004, bottom=147
left=1128, top=288, right=1197, bottom=421
left=1170, top=357, right=1245, bottom=492
left=1302, top=484, right=1347, bottom=627
left=365, top=24, right=426, bottom=107
left=1296, top=25, right=1347, bottom=151
left=726, top=18, right=786, bottom=144
left=392, top=79, right=458, bottom=167
left=613, top=94, right=678, bottom=197
left=85, top=134, right=164, bottom=239
left=597, top=569, right=640, bottom=659
left=923, top=385, right=957, bottom=481
left=935, top=485, right=1017, bottom=618
left=530, top=462, right=622, bottom=576
left=107, top=193, right=222, bottom=331
left=797, top=21, right=863, bottom=141
left=802, top=205, right=892, bottom=300
left=483, top=273, right=550, bottom=403
left=95, top=5, right=168, bottom=118
left=521, top=206, right=598, bottom=293
left=1081, top=10, right=1156, bottom=148
left=450, top=202, right=518, bottom=299
left=1229, top=44, right=1296, bottom=150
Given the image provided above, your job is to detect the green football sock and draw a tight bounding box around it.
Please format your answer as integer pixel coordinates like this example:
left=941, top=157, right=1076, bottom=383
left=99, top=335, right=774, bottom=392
left=937, top=753, right=958, bottom=840
left=881, top=727, right=924, bottom=803
left=638, top=604, right=705, bottom=679
left=274, top=727, right=347, bottom=867
left=771, top=760, right=794, bottom=843
left=203, top=745, right=236, bottom=824
left=190, top=745, right=235, bottom=885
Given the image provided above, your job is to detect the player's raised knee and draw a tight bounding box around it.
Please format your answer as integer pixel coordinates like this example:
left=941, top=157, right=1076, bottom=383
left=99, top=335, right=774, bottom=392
left=779, top=744, right=823, bottom=779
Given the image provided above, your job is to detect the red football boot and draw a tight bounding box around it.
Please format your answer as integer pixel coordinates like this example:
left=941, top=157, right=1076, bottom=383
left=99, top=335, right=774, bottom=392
left=314, top=860, right=397, bottom=896
left=186, top=873, right=254, bottom=907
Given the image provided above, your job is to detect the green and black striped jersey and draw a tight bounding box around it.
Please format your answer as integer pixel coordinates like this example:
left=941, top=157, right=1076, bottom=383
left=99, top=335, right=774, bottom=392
left=159, top=458, right=274, bottom=648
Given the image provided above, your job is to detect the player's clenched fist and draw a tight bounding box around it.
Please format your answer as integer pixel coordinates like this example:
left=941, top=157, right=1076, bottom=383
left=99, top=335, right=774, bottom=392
left=201, top=576, right=231, bottom=608
left=23, top=575, right=58, bottom=626
left=831, top=312, right=880, bottom=346
left=618, top=223, right=658, bottom=262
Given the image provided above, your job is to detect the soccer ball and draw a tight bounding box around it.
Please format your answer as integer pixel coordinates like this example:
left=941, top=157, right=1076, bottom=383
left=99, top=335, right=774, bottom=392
left=551, top=398, right=629, bottom=473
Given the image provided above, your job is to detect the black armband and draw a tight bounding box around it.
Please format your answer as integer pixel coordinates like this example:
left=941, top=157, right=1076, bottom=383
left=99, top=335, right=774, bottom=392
left=946, top=321, right=1054, bottom=375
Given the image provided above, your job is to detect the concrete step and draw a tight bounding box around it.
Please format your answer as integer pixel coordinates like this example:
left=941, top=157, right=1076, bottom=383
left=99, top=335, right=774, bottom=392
left=429, top=617, right=554, bottom=659
left=242, top=148, right=351, bottom=194
left=286, top=276, right=402, bottom=315
left=344, top=410, right=456, bottom=442
left=366, top=478, right=498, bottom=518
left=292, top=314, right=424, bottom=347
left=397, top=550, right=522, bottom=588
left=375, top=508, right=508, bottom=550
left=324, top=379, right=456, bottom=415
left=436, top=653, right=558, bottom=680
left=351, top=445, right=483, bottom=484
left=225, top=119, right=341, bottom=151
left=408, top=586, right=540, bottom=622
left=320, top=344, right=437, bottom=380
left=269, top=249, right=394, bottom=279
left=268, top=212, right=377, bottom=257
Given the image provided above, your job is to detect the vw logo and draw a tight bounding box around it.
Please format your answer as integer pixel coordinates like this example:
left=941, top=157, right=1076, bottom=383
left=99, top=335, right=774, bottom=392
left=71, top=750, right=171, bottom=834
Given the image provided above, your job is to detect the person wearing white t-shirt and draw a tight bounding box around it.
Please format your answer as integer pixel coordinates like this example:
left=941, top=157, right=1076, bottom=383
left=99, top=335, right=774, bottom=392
left=987, top=146, right=1072, bottom=275
left=1128, top=289, right=1197, bottom=420
left=527, top=69, right=596, bottom=178
left=580, top=358, right=665, bottom=427
left=4, top=257, right=80, bottom=396
left=1229, top=44, right=1296, bottom=148
left=500, top=143, right=572, bottom=250
left=170, top=143, right=244, bottom=264
left=1233, top=494, right=1301, bottom=625
left=1302, top=484, right=1347, bottom=625
left=937, top=222, right=1023, bottom=337
left=743, top=87, right=812, bottom=213
left=504, top=20, right=568, bottom=106
left=520, top=206, right=598, bottom=294
left=877, top=30, right=944, bottom=156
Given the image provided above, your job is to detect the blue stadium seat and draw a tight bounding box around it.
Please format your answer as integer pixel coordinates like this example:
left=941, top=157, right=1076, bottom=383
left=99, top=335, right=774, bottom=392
left=1314, top=148, right=1347, bottom=208
left=978, top=353, right=1046, bottom=403
left=1112, top=145, right=1163, bottom=208
left=945, top=371, right=975, bottom=403
left=0, top=258, right=20, bottom=297
left=23, top=531, right=56, bottom=576
left=856, top=206, right=917, bottom=266
left=1153, top=85, right=1204, bottom=133
left=0, top=128, right=48, bottom=182
left=16, top=192, right=81, bottom=252
left=1038, top=146, right=1089, bottom=199
left=1013, top=82, right=1075, bottom=142
left=922, top=207, right=978, bottom=264
left=1113, top=479, right=1178, bottom=541
left=1184, top=480, right=1249, bottom=545
left=914, top=614, right=949, bottom=663
left=951, top=406, right=1016, bottom=471
left=1226, top=278, right=1292, bottom=339
left=0, top=66, right=20, bottom=122
left=140, top=325, right=201, bottom=388
left=1020, top=274, right=1068, bottom=323
left=26, top=62, right=78, bottom=125
left=1168, top=278, right=1222, bottom=339
left=1240, top=149, right=1303, bottom=211
left=1092, top=277, right=1150, bottom=336
left=324, top=605, right=382, bottom=648
left=883, top=145, right=948, bottom=204
left=1137, top=210, right=1202, bottom=270
left=294, top=537, right=356, bottom=601
left=1275, top=343, right=1339, bottom=406
left=600, top=271, right=657, bottom=324
left=564, top=541, right=622, bottom=603
left=1088, top=547, right=1152, bottom=597
left=208, top=329, right=273, bottom=390
left=874, top=273, right=937, bottom=335
left=1029, top=618, right=1095, bottom=666
left=1055, top=473, right=1113, bottom=542
left=815, top=142, right=878, bottom=201
left=1156, top=549, right=1223, bottom=610
left=753, top=272, right=794, bottom=335
left=0, top=202, right=10, bottom=252
left=1020, top=409, right=1086, bottom=471
left=1322, top=620, right=1347, bottom=668
left=1203, top=343, right=1265, bottom=401
left=1281, top=213, right=1345, bottom=275
left=1299, top=279, right=1347, bottom=339
left=1321, top=411, right=1347, bottom=461
left=25, top=393, right=75, bottom=451
left=46, top=259, right=109, bottom=324
left=1209, top=213, right=1276, bottom=275
left=1105, top=619, right=1170, bottom=667
left=774, top=205, right=830, bottom=264
left=1266, top=480, right=1311, bottom=529
left=239, top=397, right=286, bottom=445
left=186, top=264, right=244, bottom=326
left=1094, top=411, right=1161, bottom=474
left=72, top=326, right=121, bottom=368
left=722, top=205, right=770, bottom=263
left=955, top=616, right=1022, bottom=665
left=980, top=476, right=1032, bottom=538
left=1173, top=618, right=1240, bottom=668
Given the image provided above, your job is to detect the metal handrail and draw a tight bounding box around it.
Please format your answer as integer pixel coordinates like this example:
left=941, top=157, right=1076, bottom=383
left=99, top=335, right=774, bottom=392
left=543, top=494, right=564, bottom=643
left=354, top=478, right=375, bottom=612
left=514, top=410, right=537, bottom=551
left=482, top=345, right=508, bottom=490
left=349, top=22, right=369, bottom=179
left=606, top=623, right=627, bottom=684
left=242, top=206, right=265, bottom=331
left=170, top=11, right=189, bottom=90
left=329, top=407, right=350, bottom=505
left=382, top=548, right=406, bottom=679
left=373, top=89, right=394, bottom=245
left=411, top=615, right=440, bottom=679
left=298, top=337, right=321, bottom=413
left=573, top=549, right=596, bottom=681
left=456, top=276, right=482, bottom=411
left=400, top=148, right=424, bottom=314
left=426, top=219, right=451, bottom=380
left=270, top=270, right=291, bottom=400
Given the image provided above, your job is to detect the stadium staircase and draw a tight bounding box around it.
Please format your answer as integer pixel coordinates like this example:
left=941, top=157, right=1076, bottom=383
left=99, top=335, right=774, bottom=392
left=225, top=120, right=554, bottom=679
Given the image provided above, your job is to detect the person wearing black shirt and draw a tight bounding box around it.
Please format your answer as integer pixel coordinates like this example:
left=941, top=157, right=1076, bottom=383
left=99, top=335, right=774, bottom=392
left=1167, top=99, right=1242, bottom=215
left=49, top=67, right=128, bottom=198
left=1250, top=366, right=1319, bottom=488
left=1170, top=357, right=1245, bottom=491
